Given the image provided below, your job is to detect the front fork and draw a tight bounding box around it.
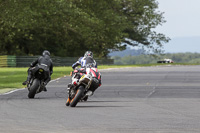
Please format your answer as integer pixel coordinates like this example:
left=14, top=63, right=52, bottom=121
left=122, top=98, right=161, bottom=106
left=27, top=78, right=34, bottom=91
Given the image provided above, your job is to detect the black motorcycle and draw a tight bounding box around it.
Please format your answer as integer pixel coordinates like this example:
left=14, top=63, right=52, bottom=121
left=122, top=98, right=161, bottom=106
left=27, top=65, right=49, bottom=98
left=66, top=64, right=101, bottom=107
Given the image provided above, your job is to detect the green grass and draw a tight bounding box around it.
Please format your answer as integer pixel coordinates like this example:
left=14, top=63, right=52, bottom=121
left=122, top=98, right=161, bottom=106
left=0, top=63, right=199, bottom=93
left=0, top=67, right=73, bottom=93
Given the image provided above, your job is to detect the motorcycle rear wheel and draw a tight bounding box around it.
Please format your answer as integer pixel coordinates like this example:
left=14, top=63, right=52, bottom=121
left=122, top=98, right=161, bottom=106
left=70, top=86, right=84, bottom=107
left=28, top=79, right=40, bottom=98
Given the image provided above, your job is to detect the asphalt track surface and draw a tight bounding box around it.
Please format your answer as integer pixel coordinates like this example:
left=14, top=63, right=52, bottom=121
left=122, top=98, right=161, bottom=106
left=1, top=66, right=200, bottom=133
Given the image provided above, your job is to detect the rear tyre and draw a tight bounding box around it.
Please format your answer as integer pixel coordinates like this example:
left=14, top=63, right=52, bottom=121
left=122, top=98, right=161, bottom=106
left=70, top=86, right=84, bottom=107
left=28, top=79, right=40, bottom=99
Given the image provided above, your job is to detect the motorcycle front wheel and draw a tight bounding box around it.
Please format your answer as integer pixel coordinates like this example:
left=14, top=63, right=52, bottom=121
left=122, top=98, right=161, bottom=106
left=28, top=79, right=40, bottom=99
left=70, top=86, right=84, bottom=107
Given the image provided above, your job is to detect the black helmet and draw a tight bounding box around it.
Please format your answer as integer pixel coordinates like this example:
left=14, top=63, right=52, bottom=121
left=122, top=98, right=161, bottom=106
left=84, top=51, right=93, bottom=58
left=42, top=50, right=50, bottom=56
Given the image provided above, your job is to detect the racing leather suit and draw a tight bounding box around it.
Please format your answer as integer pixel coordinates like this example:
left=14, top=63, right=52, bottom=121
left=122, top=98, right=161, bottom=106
left=72, top=56, right=97, bottom=69
left=27, top=55, right=53, bottom=84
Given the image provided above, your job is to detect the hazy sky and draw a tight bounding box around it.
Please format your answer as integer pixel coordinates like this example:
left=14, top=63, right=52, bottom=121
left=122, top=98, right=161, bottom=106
left=156, top=0, right=200, bottom=38
left=155, top=0, right=200, bottom=53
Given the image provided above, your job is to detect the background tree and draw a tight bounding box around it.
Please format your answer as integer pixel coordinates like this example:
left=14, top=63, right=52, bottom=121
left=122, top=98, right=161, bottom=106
left=0, top=0, right=169, bottom=57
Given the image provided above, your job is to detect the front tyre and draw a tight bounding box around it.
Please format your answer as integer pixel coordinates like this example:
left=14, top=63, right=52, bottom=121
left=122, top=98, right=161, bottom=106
left=70, top=86, right=84, bottom=107
left=28, top=79, right=40, bottom=99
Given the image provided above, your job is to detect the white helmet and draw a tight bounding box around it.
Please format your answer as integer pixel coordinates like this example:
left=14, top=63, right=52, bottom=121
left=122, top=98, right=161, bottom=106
left=84, top=51, right=93, bottom=58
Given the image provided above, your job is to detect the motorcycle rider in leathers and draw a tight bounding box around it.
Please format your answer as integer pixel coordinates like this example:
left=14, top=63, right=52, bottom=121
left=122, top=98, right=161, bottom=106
left=68, top=51, right=98, bottom=94
left=22, top=50, right=53, bottom=91
left=72, top=51, right=97, bottom=69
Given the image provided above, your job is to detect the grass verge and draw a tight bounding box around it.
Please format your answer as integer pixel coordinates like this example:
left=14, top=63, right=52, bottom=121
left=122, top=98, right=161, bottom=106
left=0, top=67, right=73, bottom=93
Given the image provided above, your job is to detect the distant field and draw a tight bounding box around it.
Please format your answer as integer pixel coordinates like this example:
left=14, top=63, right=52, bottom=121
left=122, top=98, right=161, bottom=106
left=0, top=63, right=199, bottom=93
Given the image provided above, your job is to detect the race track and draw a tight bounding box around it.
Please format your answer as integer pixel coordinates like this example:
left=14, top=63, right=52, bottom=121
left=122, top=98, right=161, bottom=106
left=1, top=66, right=200, bottom=133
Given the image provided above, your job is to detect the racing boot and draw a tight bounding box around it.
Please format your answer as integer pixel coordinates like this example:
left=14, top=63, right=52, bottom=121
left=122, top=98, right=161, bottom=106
left=41, top=82, right=47, bottom=92
left=22, top=80, right=29, bottom=85
left=86, top=90, right=93, bottom=96
left=22, top=74, right=31, bottom=85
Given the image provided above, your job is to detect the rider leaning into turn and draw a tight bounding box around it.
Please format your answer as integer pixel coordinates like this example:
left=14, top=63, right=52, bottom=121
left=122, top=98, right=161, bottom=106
left=72, top=51, right=97, bottom=69
left=69, top=51, right=97, bottom=89
left=22, top=50, right=53, bottom=91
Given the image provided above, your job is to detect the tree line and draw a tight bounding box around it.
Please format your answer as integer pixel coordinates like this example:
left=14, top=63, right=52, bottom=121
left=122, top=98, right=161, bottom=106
left=112, top=53, right=200, bottom=64
left=0, top=0, right=169, bottom=57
